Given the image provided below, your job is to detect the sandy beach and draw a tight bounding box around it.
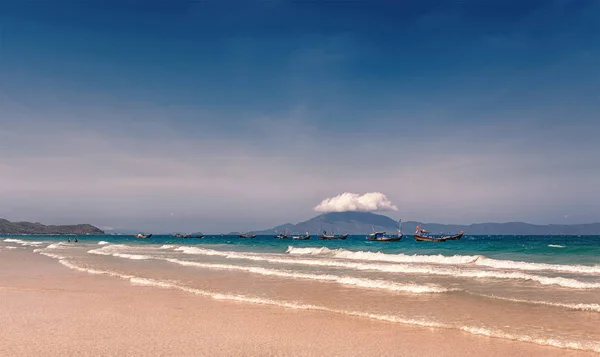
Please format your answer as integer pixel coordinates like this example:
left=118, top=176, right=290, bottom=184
left=0, top=249, right=594, bottom=357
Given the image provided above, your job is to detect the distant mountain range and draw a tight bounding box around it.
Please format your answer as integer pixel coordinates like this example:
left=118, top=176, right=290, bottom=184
left=255, top=212, right=600, bottom=235
left=0, top=219, right=105, bottom=235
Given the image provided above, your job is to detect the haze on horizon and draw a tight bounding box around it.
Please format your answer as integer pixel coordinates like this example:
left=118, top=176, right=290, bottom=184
left=1, top=1, right=599, bottom=233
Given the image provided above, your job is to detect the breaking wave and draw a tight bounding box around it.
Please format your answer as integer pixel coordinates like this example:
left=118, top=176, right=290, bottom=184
left=164, top=258, right=450, bottom=294
left=285, top=246, right=600, bottom=275
left=176, top=246, right=600, bottom=289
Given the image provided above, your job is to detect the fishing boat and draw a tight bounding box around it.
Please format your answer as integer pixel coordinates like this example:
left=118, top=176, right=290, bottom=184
left=134, top=233, right=152, bottom=239
left=172, top=233, right=183, bottom=238
left=275, top=229, right=291, bottom=239
left=238, top=232, right=257, bottom=238
left=319, top=231, right=349, bottom=240
left=413, top=226, right=463, bottom=242
left=183, top=233, right=204, bottom=239
left=292, top=232, right=311, bottom=240
left=366, top=220, right=403, bottom=242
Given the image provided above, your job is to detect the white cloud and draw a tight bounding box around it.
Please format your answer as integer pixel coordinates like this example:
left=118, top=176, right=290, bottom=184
left=314, top=192, right=398, bottom=213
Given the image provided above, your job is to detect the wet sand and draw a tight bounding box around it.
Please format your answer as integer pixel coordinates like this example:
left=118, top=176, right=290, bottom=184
left=0, top=250, right=594, bottom=356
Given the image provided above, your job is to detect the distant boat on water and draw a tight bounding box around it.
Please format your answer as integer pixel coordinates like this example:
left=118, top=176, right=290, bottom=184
left=134, top=233, right=152, bottom=239
left=275, top=229, right=291, bottom=239
left=366, top=220, right=403, bottom=242
left=238, top=232, right=257, bottom=238
left=292, top=232, right=311, bottom=240
left=183, top=233, right=204, bottom=239
left=319, top=231, right=349, bottom=240
left=413, top=225, right=463, bottom=242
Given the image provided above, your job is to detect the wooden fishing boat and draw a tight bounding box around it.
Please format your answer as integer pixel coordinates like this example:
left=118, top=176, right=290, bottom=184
left=413, top=225, right=463, bottom=242
left=275, top=229, right=291, bottom=239
left=414, top=234, right=447, bottom=242
left=292, top=233, right=311, bottom=240
left=319, top=232, right=349, bottom=240
left=183, top=234, right=204, bottom=239
left=238, top=232, right=257, bottom=238
left=366, top=220, right=403, bottom=242
left=443, top=232, right=464, bottom=240
left=367, top=232, right=402, bottom=242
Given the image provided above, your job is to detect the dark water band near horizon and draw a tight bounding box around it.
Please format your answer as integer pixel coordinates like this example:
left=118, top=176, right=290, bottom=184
left=2, top=234, right=600, bottom=353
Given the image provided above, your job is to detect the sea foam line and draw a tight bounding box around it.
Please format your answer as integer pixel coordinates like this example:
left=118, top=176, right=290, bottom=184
left=175, top=247, right=600, bottom=289
left=469, top=293, right=600, bottom=313
left=38, top=252, right=600, bottom=354
left=86, top=245, right=449, bottom=294
left=3, top=238, right=45, bottom=247
left=163, top=258, right=449, bottom=294
left=286, top=246, right=600, bottom=275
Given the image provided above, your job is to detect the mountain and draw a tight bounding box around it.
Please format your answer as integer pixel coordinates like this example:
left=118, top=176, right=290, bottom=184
left=255, top=212, right=600, bottom=235
left=0, top=219, right=104, bottom=235
left=256, top=212, right=400, bottom=235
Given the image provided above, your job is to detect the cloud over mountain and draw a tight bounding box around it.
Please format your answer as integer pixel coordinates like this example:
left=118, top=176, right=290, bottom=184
left=314, top=192, right=398, bottom=213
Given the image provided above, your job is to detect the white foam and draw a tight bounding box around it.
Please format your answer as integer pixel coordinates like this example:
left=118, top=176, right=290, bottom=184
left=87, top=244, right=130, bottom=256
left=471, top=293, right=600, bottom=313
left=287, top=246, right=480, bottom=264
left=164, top=258, right=449, bottom=294
left=548, top=244, right=565, bottom=248
left=286, top=246, right=600, bottom=275
left=39, top=252, right=66, bottom=260
left=474, top=256, right=600, bottom=275
left=176, top=247, right=600, bottom=289
left=4, top=246, right=17, bottom=250
left=160, top=245, right=175, bottom=249
left=98, top=241, right=110, bottom=245
left=3, top=238, right=45, bottom=247
left=40, top=253, right=600, bottom=354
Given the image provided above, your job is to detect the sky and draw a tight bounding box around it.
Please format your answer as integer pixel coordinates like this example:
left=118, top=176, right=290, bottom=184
left=0, top=0, right=598, bottom=232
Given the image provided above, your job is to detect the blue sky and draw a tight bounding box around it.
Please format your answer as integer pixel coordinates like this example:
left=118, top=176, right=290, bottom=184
left=0, top=0, right=598, bottom=232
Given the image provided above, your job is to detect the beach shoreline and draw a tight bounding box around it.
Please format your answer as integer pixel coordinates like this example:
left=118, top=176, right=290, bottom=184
left=0, top=249, right=594, bottom=356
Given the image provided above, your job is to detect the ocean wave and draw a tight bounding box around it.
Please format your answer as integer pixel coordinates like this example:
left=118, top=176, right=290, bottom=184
left=87, top=245, right=153, bottom=260
left=39, top=252, right=66, bottom=260
left=287, top=246, right=480, bottom=264
left=548, top=244, right=565, bottom=248
left=164, top=258, right=449, bottom=294
left=286, top=246, right=600, bottom=275
left=470, top=293, right=600, bottom=313
left=39, top=253, right=600, bottom=354
left=87, top=244, right=131, bottom=256
left=176, top=247, right=600, bottom=289
left=98, top=241, right=110, bottom=245
left=3, top=238, right=45, bottom=247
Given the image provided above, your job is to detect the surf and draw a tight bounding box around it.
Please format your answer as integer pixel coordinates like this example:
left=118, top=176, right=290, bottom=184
left=173, top=246, right=600, bottom=289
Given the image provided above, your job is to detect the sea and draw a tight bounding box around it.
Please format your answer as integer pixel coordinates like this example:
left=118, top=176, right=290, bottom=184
left=2, top=234, right=600, bottom=353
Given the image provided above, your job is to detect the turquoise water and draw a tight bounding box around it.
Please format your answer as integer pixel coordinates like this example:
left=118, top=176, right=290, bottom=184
left=8, top=234, right=600, bottom=265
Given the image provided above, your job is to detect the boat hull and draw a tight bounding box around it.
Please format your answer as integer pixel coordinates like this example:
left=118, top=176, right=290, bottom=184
left=183, top=235, right=204, bottom=239
left=238, top=235, right=256, bottom=238
left=367, top=236, right=402, bottom=242
left=319, top=234, right=349, bottom=240
left=443, top=232, right=463, bottom=240
left=292, top=236, right=311, bottom=240
left=414, top=235, right=447, bottom=242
